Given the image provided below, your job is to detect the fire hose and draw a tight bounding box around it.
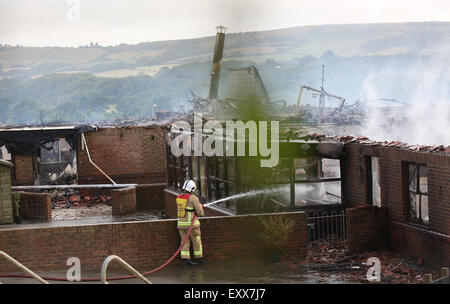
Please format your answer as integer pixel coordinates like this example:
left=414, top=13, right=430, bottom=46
left=0, top=215, right=197, bottom=282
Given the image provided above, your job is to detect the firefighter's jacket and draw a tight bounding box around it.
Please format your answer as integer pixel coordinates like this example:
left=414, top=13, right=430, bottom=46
left=176, top=193, right=204, bottom=229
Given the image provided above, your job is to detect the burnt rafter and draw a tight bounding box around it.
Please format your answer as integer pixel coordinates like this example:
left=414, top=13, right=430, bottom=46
left=0, top=125, right=96, bottom=155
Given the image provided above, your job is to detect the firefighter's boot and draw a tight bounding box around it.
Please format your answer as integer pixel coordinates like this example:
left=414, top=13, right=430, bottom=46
left=182, top=259, right=197, bottom=267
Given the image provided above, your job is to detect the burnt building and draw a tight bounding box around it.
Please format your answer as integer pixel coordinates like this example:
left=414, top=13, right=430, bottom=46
left=163, top=126, right=450, bottom=269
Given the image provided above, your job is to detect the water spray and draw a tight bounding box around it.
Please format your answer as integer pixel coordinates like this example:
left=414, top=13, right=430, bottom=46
left=202, top=186, right=288, bottom=207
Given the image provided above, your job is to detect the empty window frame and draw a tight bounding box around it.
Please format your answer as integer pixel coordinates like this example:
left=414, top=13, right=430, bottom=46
left=167, top=154, right=189, bottom=188
left=295, top=157, right=340, bottom=181
left=41, top=140, right=61, bottom=164
left=293, top=157, right=342, bottom=205
left=408, top=163, right=429, bottom=225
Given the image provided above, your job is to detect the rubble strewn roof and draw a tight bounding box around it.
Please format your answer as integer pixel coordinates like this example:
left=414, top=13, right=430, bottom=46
left=295, top=133, right=450, bottom=155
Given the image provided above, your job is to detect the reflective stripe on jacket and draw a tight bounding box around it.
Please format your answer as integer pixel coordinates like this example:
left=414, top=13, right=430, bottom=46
left=176, top=193, right=204, bottom=229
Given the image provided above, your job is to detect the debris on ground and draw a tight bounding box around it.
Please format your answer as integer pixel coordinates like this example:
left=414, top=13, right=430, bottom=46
left=49, top=189, right=112, bottom=209
left=303, top=243, right=437, bottom=284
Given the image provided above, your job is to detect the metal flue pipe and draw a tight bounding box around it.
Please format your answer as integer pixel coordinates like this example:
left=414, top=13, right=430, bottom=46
left=208, top=25, right=227, bottom=100
left=81, top=133, right=117, bottom=185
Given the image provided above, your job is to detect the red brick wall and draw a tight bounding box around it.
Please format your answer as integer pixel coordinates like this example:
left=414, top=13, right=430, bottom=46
left=347, top=206, right=387, bottom=253
left=388, top=221, right=450, bottom=268
left=341, top=143, right=450, bottom=268
left=77, top=126, right=167, bottom=185
left=13, top=191, right=51, bottom=221
left=111, top=186, right=136, bottom=216
left=163, top=188, right=178, bottom=217
left=11, top=155, right=35, bottom=186
left=341, top=144, right=380, bottom=208
left=0, top=212, right=307, bottom=272
left=135, top=183, right=167, bottom=211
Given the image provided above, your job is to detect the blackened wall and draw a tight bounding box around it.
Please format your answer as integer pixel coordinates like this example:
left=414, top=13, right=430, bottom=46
left=341, top=143, right=450, bottom=268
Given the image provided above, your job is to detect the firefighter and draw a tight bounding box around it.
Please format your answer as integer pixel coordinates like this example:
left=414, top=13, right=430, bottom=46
left=176, top=179, right=205, bottom=267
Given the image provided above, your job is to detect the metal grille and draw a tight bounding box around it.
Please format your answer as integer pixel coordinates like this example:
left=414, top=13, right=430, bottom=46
left=307, top=210, right=347, bottom=249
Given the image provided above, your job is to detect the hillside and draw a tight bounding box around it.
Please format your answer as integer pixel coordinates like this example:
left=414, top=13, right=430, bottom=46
left=0, top=22, right=449, bottom=125
left=1, top=22, right=450, bottom=79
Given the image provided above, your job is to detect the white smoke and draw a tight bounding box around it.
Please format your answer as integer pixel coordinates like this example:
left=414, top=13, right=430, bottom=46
left=359, top=53, right=450, bottom=146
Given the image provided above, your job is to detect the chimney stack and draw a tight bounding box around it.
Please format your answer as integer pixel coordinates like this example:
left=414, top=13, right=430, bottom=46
left=208, top=25, right=227, bottom=100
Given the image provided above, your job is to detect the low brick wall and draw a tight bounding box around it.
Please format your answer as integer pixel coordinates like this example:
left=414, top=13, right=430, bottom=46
left=347, top=206, right=387, bottom=253
left=388, top=221, right=450, bottom=268
left=136, top=183, right=166, bottom=211
left=163, top=188, right=178, bottom=217
left=111, top=186, right=136, bottom=216
left=0, top=211, right=307, bottom=272
left=13, top=191, right=51, bottom=221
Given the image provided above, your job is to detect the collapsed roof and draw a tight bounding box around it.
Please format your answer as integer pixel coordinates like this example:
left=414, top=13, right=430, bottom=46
left=0, top=125, right=97, bottom=155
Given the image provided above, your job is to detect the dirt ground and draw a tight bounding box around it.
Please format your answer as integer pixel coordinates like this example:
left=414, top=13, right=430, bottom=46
left=52, top=203, right=112, bottom=220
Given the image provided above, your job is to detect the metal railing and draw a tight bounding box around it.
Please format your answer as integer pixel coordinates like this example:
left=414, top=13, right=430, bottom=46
left=306, top=210, right=347, bottom=249
left=0, top=251, right=48, bottom=284
left=100, top=255, right=152, bottom=284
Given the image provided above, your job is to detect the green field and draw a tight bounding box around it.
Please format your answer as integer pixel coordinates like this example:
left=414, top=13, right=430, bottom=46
left=1, top=22, right=449, bottom=79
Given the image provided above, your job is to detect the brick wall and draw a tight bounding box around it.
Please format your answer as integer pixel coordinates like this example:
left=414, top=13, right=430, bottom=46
left=0, top=163, right=13, bottom=224
left=0, top=212, right=307, bottom=272
left=347, top=206, right=387, bottom=253
left=388, top=221, right=450, bottom=268
left=111, top=186, right=136, bottom=216
left=11, top=155, right=35, bottom=186
left=341, top=143, right=450, bottom=268
left=135, top=183, right=167, bottom=211
left=341, top=144, right=363, bottom=208
left=13, top=191, right=51, bottom=221
left=77, top=126, right=167, bottom=185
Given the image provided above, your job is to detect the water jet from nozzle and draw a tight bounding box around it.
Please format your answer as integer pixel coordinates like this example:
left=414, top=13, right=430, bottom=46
left=203, top=186, right=285, bottom=207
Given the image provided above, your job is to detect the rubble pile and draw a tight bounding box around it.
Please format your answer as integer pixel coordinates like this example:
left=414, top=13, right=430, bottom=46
left=49, top=189, right=112, bottom=209
left=303, top=243, right=433, bottom=284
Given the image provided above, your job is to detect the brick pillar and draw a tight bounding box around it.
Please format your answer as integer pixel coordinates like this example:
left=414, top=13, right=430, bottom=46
left=111, top=186, right=137, bottom=216
left=14, top=191, right=52, bottom=221
left=347, top=206, right=387, bottom=253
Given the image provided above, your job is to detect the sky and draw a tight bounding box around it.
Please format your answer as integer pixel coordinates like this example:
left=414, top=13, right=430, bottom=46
left=1, top=0, right=450, bottom=47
